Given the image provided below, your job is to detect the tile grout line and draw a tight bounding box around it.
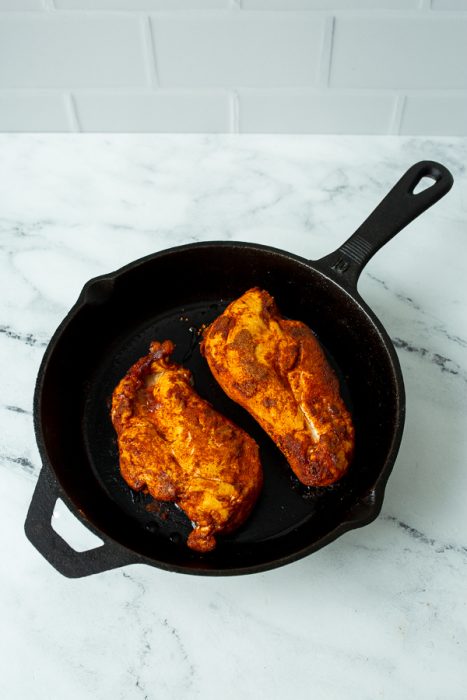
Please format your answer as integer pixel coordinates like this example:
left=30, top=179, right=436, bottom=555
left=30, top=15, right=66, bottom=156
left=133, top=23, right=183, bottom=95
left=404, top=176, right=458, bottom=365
left=318, top=15, right=335, bottom=88
left=5, top=8, right=467, bottom=15
left=1, top=87, right=466, bottom=96
left=230, top=91, right=240, bottom=133
left=141, top=15, right=159, bottom=89
left=64, top=92, right=81, bottom=132
left=390, top=94, right=406, bottom=135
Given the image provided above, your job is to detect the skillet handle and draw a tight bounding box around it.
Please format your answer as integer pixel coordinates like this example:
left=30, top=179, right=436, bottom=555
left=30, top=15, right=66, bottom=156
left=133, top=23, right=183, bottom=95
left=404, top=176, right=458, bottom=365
left=25, top=468, right=140, bottom=578
left=318, top=160, right=453, bottom=287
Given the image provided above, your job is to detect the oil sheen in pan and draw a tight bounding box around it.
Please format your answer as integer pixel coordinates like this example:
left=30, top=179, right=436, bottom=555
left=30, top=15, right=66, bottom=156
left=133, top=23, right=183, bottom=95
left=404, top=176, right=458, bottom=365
left=82, top=298, right=357, bottom=550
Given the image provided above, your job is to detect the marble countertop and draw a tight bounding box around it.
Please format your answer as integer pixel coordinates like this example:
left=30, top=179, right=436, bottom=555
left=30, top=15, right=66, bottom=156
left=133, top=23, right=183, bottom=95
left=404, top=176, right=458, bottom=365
left=1, top=134, right=466, bottom=700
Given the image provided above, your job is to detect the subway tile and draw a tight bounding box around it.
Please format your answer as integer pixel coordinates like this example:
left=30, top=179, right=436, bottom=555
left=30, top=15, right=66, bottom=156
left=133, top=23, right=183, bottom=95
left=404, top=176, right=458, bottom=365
left=238, top=90, right=395, bottom=133
left=431, top=0, right=467, bottom=8
left=0, top=16, right=147, bottom=88
left=0, top=0, right=43, bottom=7
left=400, top=94, right=467, bottom=135
left=55, top=0, right=230, bottom=7
left=74, top=91, right=230, bottom=131
left=151, top=13, right=325, bottom=88
left=330, top=17, right=467, bottom=89
left=0, top=93, right=70, bottom=131
left=244, top=0, right=417, bottom=8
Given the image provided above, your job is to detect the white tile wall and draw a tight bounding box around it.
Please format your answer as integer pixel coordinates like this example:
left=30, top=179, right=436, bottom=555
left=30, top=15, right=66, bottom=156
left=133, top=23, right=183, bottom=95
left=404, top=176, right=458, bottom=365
left=400, top=94, right=467, bottom=136
left=151, top=14, right=325, bottom=88
left=75, top=91, right=231, bottom=131
left=55, top=1, right=231, bottom=8
left=330, top=16, right=467, bottom=89
left=238, top=90, right=397, bottom=134
left=0, top=15, right=147, bottom=88
left=0, top=0, right=43, bottom=8
left=0, top=93, right=69, bottom=131
left=0, top=4, right=465, bottom=134
left=431, top=0, right=467, bottom=8
left=243, top=1, right=418, bottom=8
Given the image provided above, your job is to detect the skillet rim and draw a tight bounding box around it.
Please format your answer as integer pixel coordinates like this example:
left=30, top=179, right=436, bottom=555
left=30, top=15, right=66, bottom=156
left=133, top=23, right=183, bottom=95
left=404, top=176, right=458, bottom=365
left=32, top=240, right=406, bottom=575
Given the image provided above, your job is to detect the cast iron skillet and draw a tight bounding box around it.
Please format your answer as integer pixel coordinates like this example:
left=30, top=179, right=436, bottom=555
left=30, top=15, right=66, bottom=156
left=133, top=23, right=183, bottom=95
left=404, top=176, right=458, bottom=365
left=25, top=161, right=453, bottom=578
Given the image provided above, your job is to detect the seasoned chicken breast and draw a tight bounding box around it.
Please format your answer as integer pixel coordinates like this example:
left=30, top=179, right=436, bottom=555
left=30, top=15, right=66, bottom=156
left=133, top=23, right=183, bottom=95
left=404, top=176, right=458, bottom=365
left=111, top=340, right=262, bottom=553
left=201, top=288, right=354, bottom=486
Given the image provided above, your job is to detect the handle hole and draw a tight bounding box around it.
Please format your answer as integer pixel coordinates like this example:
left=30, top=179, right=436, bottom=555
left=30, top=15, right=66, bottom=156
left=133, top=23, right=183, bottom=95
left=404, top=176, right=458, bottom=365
left=52, top=498, right=103, bottom=552
left=412, top=175, right=437, bottom=195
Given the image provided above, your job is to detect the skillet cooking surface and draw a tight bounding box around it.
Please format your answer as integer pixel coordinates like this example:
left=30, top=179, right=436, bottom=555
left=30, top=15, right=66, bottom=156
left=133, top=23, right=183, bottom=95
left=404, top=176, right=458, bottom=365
left=84, top=298, right=356, bottom=555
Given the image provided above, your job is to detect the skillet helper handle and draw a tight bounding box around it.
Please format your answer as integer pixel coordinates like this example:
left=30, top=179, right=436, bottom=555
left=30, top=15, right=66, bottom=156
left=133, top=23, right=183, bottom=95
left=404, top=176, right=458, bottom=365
left=25, top=468, right=140, bottom=578
left=319, top=161, right=453, bottom=287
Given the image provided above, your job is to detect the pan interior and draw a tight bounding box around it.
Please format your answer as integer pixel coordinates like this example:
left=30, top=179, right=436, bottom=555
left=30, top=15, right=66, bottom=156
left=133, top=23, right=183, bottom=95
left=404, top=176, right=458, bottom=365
left=39, top=244, right=402, bottom=572
left=83, top=301, right=355, bottom=549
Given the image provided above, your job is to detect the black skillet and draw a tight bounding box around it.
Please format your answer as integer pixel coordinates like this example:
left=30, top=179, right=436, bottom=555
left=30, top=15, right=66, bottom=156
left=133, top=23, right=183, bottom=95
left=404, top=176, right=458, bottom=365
left=25, top=161, right=453, bottom=578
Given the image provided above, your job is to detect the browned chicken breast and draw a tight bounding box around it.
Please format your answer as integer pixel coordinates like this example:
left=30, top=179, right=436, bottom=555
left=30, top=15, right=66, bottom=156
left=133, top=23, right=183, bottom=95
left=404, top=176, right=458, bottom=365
left=201, top=288, right=354, bottom=486
left=111, top=340, right=262, bottom=552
